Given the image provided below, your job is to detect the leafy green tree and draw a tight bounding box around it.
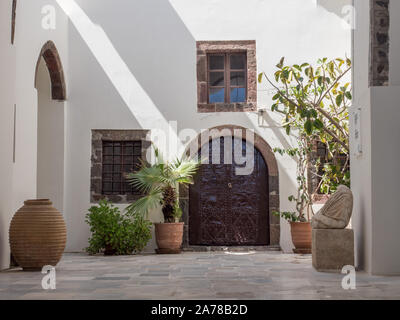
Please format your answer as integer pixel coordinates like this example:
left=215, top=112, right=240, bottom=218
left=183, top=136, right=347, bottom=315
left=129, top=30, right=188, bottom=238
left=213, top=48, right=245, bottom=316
left=259, top=57, right=351, bottom=194
left=274, top=134, right=314, bottom=221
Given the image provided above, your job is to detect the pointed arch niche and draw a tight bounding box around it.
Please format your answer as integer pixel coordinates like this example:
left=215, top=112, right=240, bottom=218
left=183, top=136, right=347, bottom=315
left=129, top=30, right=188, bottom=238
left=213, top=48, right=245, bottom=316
left=34, top=41, right=66, bottom=213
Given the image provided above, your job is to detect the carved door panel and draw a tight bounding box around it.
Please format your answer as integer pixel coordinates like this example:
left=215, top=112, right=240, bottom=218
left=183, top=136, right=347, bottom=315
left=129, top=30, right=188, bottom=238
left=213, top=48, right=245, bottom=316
left=189, top=137, right=269, bottom=246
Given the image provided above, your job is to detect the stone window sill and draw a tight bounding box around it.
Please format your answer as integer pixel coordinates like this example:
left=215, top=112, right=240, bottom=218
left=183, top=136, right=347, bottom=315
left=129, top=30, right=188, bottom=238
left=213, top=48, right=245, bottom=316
left=198, top=102, right=256, bottom=113
left=91, top=194, right=143, bottom=204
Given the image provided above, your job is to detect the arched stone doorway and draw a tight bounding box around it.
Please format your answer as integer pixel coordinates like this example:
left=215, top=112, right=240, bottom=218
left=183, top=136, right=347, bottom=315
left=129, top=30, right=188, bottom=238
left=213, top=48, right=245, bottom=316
left=181, top=125, right=280, bottom=249
left=34, top=41, right=66, bottom=212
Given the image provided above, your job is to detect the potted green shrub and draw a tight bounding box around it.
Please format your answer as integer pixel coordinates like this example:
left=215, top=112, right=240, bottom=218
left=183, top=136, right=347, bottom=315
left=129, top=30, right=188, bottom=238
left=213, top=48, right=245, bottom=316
left=273, top=137, right=314, bottom=254
left=85, top=200, right=152, bottom=255
left=126, top=147, right=199, bottom=254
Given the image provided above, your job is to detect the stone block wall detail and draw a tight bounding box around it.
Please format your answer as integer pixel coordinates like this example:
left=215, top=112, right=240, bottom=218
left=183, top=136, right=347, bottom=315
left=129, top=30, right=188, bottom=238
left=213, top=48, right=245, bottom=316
left=90, top=129, right=151, bottom=204
left=196, top=41, right=257, bottom=112
left=370, top=0, right=390, bottom=86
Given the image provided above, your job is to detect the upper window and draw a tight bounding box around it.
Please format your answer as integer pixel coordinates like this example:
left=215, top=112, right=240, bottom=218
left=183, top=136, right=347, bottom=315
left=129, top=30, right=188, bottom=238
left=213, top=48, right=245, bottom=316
left=196, top=41, right=257, bottom=113
left=208, top=53, right=247, bottom=104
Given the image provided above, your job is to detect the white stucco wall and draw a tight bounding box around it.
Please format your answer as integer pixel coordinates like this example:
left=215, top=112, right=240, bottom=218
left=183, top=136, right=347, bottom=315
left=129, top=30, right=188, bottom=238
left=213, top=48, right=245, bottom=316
left=370, top=86, right=400, bottom=275
left=62, top=0, right=351, bottom=253
left=37, top=57, right=65, bottom=213
left=0, top=0, right=68, bottom=269
left=0, top=0, right=17, bottom=270
left=351, top=0, right=373, bottom=273
left=369, top=0, right=400, bottom=274
left=13, top=0, right=68, bottom=211
left=352, top=0, right=400, bottom=275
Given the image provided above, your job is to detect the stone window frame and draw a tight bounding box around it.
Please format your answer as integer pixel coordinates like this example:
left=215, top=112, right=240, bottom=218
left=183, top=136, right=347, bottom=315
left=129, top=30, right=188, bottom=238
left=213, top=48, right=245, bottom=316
left=91, top=130, right=151, bottom=204
left=197, top=41, right=257, bottom=113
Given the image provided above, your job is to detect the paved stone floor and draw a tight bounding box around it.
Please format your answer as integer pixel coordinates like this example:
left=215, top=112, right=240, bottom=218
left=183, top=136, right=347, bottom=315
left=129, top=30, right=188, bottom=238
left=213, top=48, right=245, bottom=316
left=0, top=252, right=400, bottom=300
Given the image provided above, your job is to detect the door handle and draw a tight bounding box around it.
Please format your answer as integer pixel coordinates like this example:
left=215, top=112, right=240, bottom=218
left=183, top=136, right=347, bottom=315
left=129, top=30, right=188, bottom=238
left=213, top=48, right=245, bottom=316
left=228, top=183, right=232, bottom=188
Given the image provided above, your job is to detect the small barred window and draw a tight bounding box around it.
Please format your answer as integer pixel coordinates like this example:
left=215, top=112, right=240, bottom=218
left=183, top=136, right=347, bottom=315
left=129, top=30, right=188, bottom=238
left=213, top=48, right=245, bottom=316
left=101, top=141, right=142, bottom=195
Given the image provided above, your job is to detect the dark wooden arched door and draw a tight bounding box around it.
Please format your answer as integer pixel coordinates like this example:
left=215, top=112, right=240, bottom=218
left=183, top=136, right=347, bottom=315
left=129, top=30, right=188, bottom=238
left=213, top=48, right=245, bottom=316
left=189, top=137, right=269, bottom=246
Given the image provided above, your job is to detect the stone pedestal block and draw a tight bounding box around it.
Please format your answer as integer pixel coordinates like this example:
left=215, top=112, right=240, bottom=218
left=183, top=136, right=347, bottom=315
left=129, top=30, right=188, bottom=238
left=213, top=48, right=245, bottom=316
left=312, top=229, right=354, bottom=273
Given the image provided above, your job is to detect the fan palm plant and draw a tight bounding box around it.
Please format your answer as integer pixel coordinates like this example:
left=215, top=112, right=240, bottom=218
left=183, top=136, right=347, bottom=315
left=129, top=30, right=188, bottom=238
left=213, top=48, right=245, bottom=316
left=125, top=147, right=199, bottom=223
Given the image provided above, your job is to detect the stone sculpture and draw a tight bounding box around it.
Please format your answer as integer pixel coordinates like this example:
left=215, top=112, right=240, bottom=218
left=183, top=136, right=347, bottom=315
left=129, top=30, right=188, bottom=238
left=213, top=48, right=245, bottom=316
left=311, top=185, right=353, bottom=229
left=311, top=185, right=355, bottom=272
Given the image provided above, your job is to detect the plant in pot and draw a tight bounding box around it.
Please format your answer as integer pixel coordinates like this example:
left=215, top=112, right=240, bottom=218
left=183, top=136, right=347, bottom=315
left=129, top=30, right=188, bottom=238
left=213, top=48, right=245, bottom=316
left=125, top=147, right=199, bottom=254
left=259, top=57, right=352, bottom=253
left=273, top=137, right=314, bottom=254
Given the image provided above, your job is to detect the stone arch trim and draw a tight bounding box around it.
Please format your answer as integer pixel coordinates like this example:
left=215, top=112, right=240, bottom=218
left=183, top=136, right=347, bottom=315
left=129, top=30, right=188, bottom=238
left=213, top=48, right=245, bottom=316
left=182, top=124, right=280, bottom=248
left=186, top=125, right=278, bottom=177
left=34, top=41, right=66, bottom=101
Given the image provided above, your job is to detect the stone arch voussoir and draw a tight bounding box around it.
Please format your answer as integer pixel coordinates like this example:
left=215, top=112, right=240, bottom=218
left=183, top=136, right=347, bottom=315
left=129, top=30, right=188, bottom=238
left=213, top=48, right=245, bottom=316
left=35, top=41, right=66, bottom=101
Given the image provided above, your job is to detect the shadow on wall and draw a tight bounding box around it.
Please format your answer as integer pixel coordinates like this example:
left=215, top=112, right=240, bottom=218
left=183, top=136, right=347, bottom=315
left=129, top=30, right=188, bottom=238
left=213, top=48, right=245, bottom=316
left=72, top=0, right=196, bottom=121
left=317, top=0, right=353, bottom=19
left=62, top=0, right=197, bottom=251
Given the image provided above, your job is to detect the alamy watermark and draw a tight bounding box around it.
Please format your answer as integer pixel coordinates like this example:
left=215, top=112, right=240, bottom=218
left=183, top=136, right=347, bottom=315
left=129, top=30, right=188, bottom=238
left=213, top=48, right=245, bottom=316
left=41, top=5, right=56, bottom=30
left=146, top=124, right=257, bottom=176
left=341, top=5, right=356, bottom=30
left=341, top=265, right=356, bottom=290
left=41, top=265, right=56, bottom=290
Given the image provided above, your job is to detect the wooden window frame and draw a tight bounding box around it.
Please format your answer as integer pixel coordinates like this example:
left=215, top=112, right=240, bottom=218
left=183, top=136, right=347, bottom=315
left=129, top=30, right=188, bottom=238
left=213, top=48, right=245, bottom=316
left=207, top=52, right=247, bottom=104
left=196, top=40, right=257, bottom=113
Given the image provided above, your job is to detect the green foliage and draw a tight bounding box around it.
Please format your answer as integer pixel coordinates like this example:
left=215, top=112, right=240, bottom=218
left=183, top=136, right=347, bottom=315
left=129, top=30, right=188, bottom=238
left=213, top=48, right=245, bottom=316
left=274, top=141, right=313, bottom=221
left=173, top=202, right=183, bottom=221
left=85, top=200, right=152, bottom=255
left=320, top=163, right=351, bottom=194
left=259, top=57, right=351, bottom=195
left=126, top=146, right=199, bottom=223
left=273, top=211, right=303, bottom=223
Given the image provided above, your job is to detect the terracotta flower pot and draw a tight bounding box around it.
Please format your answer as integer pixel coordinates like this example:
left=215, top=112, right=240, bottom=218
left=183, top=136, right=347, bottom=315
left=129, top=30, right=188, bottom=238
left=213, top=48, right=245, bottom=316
left=290, top=221, right=312, bottom=254
left=9, top=199, right=67, bottom=271
left=154, top=222, right=184, bottom=254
